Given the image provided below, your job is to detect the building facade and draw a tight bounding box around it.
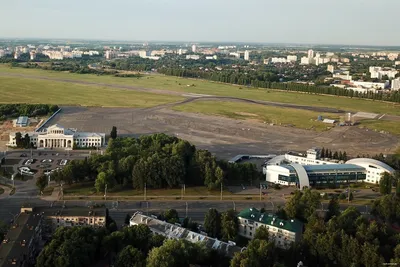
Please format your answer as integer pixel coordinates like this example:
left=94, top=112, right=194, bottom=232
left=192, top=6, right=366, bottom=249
left=346, top=158, right=395, bottom=184
left=130, top=212, right=241, bottom=257
left=8, top=124, right=105, bottom=150
left=392, top=78, right=400, bottom=91
left=237, top=208, right=303, bottom=249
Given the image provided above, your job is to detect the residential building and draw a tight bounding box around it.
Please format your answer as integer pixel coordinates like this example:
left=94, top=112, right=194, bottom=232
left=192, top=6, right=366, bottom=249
left=327, top=65, right=335, bottom=73
left=192, top=44, right=197, bottom=53
left=395, top=61, right=400, bottom=66
left=186, top=55, right=200, bottom=60
left=205, top=55, right=218, bottom=60
left=287, top=55, right=297, bottom=62
left=0, top=206, right=106, bottom=267
left=307, top=49, right=314, bottom=60
left=8, top=124, right=105, bottom=150
left=244, top=50, right=250, bottom=61
left=271, top=57, right=288, bottom=64
left=105, top=50, right=116, bottom=60
left=139, top=50, right=151, bottom=58
left=130, top=212, right=241, bottom=257
left=0, top=50, right=5, bottom=58
left=300, top=56, right=310, bottom=65
left=387, top=53, right=399, bottom=61
left=392, top=78, right=400, bottom=91
left=29, top=51, right=36, bottom=60
left=14, top=51, right=21, bottom=60
left=369, top=66, right=398, bottom=79
left=237, top=208, right=303, bottom=249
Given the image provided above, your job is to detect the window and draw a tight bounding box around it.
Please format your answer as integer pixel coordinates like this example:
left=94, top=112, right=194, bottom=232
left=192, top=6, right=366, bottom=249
left=249, top=232, right=252, bottom=236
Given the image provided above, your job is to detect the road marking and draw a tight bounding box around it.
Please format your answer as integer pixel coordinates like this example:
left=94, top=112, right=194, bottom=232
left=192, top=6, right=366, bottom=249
left=378, top=114, right=386, bottom=120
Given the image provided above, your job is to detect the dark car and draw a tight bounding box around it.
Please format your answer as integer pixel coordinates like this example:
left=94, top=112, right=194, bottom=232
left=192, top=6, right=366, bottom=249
left=20, top=153, right=27, bottom=157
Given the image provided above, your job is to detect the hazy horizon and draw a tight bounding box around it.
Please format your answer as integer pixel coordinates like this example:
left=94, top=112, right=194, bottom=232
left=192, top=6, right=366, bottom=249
left=1, top=0, right=399, bottom=46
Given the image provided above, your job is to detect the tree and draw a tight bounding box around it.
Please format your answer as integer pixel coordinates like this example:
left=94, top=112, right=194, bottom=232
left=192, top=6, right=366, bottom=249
left=221, top=209, right=238, bottom=241
left=15, top=132, right=23, bottom=148
left=147, top=239, right=210, bottom=267
left=379, top=172, right=393, bottom=195
left=348, top=192, right=354, bottom=201
left=253, top=226, right=269, bottom=241
left=163, top=209, right=179, bottom=224
left=333, top=151, right=339, bottom=160
left=36, top=174, right=48, bottom=193
left=23, top=133, right=30, bottom=148
left=115, top=245, right=145, bottom=267
left=321, top=147, right=325, bottom=158
left=204, top=208, right=221, bottom=238
left=231, top=239, right=276, bottom=267
left=0, top=221, right=8, bottom=243
left=325, top=197, right=340, bottom=221
left=110, top=126, right=117, bottom=139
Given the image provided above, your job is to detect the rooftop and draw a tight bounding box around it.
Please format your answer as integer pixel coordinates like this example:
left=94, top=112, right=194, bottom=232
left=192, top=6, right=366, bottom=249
left=16, top=116, right=28, bottom=125
left=280, top=164, right=365, bottom=173
left=237, top=208, right=303, bottom=233
left=130, top=212, right=241, bottom=258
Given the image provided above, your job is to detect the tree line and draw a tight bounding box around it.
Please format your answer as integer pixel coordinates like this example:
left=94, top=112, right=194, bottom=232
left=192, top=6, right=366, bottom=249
left=320, top=147, right=348, bottom=161
left=158, top=67, right=400, bottom=103
left=51, top=133, right=262, bottom=191
left=0, top=104, right=59, bottom=121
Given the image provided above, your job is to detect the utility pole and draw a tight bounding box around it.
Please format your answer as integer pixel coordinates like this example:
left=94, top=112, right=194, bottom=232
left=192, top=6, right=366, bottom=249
left=185, top=202, right=188, bottom=218
left=233, top=201, right=236, bottom=211
left=104, top=184, right=107, bottom=201
left=259, top=183, right=262, bottom=201
left=347, top=185, right=350, bottom=203
left=60, top=182, right=64, bottom=200
left=220, top=182, right=223, bottom=201
left=144, top=183, right=147, bottom=201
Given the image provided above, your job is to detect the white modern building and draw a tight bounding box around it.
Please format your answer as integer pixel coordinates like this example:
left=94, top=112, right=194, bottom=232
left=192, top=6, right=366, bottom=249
left=8, top=124, right=105, bottom=150
left=191, top=44, right=197, bottom=53
left=346, top=158, right=395, bottom=184
left=264, top=148, right=395, bottom=187
left=300, top=56, right=310, bottom=65
left=237, top=208, right=303, bottom=249
left=186, top=55, right=200, bottom=60
left=271, top=57, right=288, bottom=64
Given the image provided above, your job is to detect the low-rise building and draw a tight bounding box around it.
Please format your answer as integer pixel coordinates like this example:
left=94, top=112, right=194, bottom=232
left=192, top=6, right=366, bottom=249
left=369, top=66, right=398, bottom=79
left=8, top=124, right=105, bottom=150
left=15, top=116, right=29, bottom=127
left=186, top=55, right=200, bottom=60
left=130, top=212, right=241, bottom=257
left=237, top=208, right=303, bottom=249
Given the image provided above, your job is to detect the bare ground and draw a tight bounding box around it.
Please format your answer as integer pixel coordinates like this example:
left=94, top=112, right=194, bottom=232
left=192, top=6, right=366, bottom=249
left=44, top=106, right=399, bottom=159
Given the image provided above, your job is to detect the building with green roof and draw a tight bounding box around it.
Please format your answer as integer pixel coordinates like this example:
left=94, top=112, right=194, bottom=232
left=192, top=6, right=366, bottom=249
left=237, top=208, right=304, bottom=249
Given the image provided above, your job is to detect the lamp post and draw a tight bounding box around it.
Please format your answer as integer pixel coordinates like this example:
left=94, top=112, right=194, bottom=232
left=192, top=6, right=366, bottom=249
left=144, top=183, right=147, bottom=201
left=220, top=182, right=223, bottom=201
left=233, top=201, right=236, bottom=211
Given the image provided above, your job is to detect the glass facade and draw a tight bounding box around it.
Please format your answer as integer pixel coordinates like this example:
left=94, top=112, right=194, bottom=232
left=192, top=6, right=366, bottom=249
left=278, top=171, right=366, bottom=187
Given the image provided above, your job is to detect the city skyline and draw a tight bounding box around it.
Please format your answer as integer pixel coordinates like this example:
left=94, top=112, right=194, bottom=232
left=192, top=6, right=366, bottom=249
left=1, top=0, right=400, bottom=46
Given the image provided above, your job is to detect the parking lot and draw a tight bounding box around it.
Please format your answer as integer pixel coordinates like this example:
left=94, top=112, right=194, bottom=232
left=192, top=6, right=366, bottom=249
left=1, top=150, right=91, bottom=180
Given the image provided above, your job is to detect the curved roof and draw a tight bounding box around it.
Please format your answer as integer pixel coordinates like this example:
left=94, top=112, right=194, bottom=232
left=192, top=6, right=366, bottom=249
left=290, top=163, right=310, bottom=190
left=346, top=158, right=395, bottom=173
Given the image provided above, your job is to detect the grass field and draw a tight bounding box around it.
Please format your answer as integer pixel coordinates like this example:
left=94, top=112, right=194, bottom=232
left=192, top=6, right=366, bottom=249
left=173, top=100, right=340, bottom=132
left=1, top=65, right=400, bottom=115
left=0, top=75, right=183, bottom=108
left=357, top=120, right=400, bottom=136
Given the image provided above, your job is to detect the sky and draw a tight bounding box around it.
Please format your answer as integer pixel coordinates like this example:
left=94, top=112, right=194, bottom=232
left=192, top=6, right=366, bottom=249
left=1, top=0, right=399, bottom=46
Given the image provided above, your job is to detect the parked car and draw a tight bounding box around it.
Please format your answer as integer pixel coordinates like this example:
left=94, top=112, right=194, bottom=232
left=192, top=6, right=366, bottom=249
left=20, top=153, right=27, bottom=157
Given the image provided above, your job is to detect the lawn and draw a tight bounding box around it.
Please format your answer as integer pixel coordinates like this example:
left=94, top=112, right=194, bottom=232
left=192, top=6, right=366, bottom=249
left=0, top=75, right=183, bottom=108
left=173, top=100, right=340, bottom=132
left=358, top=119, right=400, bottom=136
left=63, top=183, right=234, bottom=197
left=1, top=65, right=399, bottom=115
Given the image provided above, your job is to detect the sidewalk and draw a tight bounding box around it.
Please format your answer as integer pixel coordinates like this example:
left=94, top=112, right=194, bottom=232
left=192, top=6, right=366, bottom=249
left=40, top=185, right=60, bottom=201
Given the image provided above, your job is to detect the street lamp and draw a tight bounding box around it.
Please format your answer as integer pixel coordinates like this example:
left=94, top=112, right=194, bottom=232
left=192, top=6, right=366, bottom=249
left=232, top=201, right=236, bottom=211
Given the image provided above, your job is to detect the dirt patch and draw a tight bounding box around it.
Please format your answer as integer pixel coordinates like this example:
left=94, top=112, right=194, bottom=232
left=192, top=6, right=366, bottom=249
left=46, top=106, right=399, bottom=159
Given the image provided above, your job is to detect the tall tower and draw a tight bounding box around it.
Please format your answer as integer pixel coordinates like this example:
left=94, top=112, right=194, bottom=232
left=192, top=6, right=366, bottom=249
left=192, top=44, right=197, bottom=53
left=244, top=50, right=250, bottom=61
left=308, top=49, right=314, bottom=59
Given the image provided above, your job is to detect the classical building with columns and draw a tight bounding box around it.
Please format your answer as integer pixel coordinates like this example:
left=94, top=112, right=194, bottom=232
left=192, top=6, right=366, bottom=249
left=8, top=124, right=105, bottom=150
